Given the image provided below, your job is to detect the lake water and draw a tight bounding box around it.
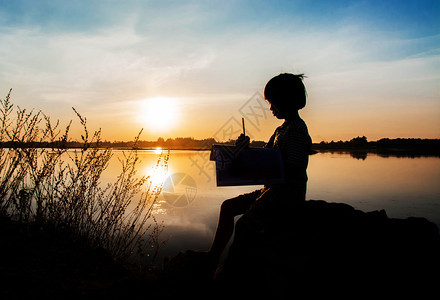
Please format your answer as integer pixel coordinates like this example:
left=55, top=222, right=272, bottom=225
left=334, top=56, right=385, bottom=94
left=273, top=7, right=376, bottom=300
left=104, top=150, right=440, bottom=259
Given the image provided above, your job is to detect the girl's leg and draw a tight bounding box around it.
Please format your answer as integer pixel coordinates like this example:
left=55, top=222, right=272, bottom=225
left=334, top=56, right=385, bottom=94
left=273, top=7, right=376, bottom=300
left=209, top=200, right=237, bottom=261
left=208, top=190, right=262, bottom=264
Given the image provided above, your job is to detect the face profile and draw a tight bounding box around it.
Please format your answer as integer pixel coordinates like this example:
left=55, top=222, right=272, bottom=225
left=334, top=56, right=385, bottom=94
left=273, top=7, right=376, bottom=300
left=269, top=103, right=288, bottom=119
left=264, top=73, right=307, bottom=120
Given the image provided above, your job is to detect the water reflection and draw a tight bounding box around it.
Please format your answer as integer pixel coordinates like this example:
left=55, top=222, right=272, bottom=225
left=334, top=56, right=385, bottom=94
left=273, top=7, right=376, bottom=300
left=153, top=147, right=163, bottom=155
left=145, top=155, right=169, bottom=188
left=103, top=150, right=440, bottom=259
left=316, top=150, right=440, bottom=160
left=350, top=152, right=367, bottom=160
left=307, top=152, right=440, bottom=225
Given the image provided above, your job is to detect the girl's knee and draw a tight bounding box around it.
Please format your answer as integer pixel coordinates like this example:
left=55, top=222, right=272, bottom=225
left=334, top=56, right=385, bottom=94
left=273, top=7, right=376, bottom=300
left=220, top=199, right=234, bottom=214
left=220, top=192, right=258, bottom=217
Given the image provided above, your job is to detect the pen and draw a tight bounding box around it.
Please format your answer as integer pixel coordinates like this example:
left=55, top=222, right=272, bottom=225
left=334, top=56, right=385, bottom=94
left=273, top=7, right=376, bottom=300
left=242, top=117, right=245, bottom=135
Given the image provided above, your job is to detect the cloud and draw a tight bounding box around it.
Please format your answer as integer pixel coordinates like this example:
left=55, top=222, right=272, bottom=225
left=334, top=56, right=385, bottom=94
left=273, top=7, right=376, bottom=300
left=2, top=6, right=437, bottom=104
left=0, top=22, right=217, bottom=105
left=0, top=2, right=438, bottom=140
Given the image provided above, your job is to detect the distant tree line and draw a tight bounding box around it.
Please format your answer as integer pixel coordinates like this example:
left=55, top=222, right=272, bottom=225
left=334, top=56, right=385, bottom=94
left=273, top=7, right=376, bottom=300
left=0, top=137, right=265, bottom=150
left=312, top=136, right=440, bottom=156
left=1, top=136, right=439, bottom=155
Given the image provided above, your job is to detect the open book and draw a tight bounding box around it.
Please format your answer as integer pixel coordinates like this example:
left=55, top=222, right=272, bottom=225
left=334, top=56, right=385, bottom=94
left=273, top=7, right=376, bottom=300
left=210, top=144, right=285, bottom=186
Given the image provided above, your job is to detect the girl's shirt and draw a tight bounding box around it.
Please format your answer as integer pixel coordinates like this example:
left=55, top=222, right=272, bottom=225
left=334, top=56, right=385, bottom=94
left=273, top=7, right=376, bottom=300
left=266, top=117, right=312, bottom=183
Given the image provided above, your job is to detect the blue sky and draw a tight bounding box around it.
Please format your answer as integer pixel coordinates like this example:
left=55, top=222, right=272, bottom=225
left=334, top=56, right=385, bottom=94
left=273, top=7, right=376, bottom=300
left=0, top=0, right=439, bottom=141
left=2, top=1, right=437, bottom=36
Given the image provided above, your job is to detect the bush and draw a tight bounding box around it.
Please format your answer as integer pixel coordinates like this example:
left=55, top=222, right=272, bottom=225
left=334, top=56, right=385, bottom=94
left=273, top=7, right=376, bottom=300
left=0, top=89, right=167, bottom=263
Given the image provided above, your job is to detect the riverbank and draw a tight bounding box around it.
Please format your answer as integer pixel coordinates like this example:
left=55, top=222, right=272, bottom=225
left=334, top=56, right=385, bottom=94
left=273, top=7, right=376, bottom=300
left=1, top=199, right=439, bottom=299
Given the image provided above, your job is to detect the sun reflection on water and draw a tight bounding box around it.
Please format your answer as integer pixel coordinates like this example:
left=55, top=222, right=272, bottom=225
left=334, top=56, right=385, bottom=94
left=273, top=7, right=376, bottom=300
left=145, top=150, right=170, bottom=193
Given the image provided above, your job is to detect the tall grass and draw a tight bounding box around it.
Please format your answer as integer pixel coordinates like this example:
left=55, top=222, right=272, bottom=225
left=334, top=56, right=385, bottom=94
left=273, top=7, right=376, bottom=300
left=0, top=89, right=168, bottom=262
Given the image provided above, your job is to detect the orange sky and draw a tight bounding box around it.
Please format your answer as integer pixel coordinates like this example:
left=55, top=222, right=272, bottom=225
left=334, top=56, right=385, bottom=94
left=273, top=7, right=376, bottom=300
left=1, top=1, right=439, bottom=143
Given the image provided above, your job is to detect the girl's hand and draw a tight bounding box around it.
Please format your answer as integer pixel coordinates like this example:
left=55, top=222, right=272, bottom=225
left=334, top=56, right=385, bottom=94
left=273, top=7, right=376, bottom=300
left=235, top=134, right=250, bottom=149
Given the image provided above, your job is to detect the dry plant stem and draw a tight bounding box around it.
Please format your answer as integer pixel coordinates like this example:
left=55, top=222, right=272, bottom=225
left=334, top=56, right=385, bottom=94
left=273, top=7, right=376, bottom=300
left=0, top=89, right=166, bottom=264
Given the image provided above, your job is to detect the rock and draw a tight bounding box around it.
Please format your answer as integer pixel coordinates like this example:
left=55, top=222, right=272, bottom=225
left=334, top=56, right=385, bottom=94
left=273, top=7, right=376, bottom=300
left=159, top=250, right=218, bottom=299
left=219, top=200, right=440, bottom=298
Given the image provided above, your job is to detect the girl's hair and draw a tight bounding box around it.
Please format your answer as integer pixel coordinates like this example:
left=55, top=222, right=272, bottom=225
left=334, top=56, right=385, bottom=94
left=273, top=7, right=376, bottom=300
left=264, top=73, right=307, bottom=111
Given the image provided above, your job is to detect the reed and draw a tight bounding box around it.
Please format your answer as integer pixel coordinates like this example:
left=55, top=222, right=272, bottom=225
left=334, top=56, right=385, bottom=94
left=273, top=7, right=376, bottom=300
left=0, top=89, right=167, bottom=263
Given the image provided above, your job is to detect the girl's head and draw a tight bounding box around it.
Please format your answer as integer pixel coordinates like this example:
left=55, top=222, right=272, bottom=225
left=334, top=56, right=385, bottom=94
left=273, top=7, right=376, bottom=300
left=264, top=73, right=307, bottom=119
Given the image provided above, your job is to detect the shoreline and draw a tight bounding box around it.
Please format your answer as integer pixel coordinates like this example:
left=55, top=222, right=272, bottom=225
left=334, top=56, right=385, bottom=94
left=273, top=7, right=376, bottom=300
left=3, top=146, right=439, bottom=156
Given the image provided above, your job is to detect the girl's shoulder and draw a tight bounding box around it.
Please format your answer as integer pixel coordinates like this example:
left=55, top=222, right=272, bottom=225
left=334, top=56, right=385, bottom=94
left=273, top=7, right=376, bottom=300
left=286, top=117, right=309, bottom=132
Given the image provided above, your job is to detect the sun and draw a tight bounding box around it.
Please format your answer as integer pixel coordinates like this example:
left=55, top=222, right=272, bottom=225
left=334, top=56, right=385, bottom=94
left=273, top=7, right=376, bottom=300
left=140, top=97, right=179, bottom=131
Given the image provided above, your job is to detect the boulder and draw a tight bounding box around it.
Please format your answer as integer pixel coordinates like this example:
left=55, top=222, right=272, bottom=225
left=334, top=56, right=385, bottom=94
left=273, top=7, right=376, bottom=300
left=219, top=200, right=440, bottom=298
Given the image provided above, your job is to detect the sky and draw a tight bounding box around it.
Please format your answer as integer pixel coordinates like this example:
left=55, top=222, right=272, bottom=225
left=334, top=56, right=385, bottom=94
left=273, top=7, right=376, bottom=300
left=0, top=0, right=439, bottom=142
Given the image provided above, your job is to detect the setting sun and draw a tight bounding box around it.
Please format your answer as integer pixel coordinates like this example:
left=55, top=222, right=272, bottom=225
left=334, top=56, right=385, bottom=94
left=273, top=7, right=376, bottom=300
left=140, top=97, right=179, bottom=132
